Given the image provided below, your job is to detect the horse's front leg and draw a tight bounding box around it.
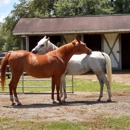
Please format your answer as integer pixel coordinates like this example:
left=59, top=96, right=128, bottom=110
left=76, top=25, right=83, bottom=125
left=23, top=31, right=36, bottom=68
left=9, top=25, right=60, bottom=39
left=56, top=84, right=62, bottom=104
left=51, top=77, right=56, bottom=104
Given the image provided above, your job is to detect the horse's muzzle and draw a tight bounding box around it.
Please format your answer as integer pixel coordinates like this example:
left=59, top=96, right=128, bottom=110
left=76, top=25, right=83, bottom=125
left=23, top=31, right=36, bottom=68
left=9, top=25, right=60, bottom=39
left=88, top=50, right=92, bottom=55
left=31, top=50, right=37, bottom=54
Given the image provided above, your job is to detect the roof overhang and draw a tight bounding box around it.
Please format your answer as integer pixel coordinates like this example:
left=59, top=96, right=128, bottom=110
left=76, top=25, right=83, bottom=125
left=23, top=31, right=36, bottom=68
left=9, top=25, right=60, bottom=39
left=13, top=29, right=130, bottom=35
left=13, top=15, right=130, bottom=36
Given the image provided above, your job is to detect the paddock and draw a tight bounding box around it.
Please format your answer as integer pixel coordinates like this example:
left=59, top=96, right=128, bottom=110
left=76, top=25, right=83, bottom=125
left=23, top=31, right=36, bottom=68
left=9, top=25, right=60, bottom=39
left=0, top=72, right=74, bottom=94
left=0, top=72, right=130, bottom=123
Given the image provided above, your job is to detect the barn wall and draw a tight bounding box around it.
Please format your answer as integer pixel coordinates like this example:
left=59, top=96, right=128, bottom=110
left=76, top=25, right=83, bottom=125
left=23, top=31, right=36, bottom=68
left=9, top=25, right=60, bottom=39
left=62, top=34, right=77, bottom=44
left=102, top=33, right=121, bottom=70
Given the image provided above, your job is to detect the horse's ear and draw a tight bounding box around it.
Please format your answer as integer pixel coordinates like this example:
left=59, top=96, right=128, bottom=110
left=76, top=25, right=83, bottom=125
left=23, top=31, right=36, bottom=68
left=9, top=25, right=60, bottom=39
left=72, top=39, right=78, bottom=46
left=43, top=36, right=47, bottom=39
left=47, top=37, right=50, bottom=40
left=75, top=38, right=80, bottom=43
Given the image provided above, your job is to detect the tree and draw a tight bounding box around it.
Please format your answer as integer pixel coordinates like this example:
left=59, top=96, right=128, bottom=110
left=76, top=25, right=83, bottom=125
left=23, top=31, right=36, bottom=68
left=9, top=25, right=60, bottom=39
left=0, top=22, right=5, bottom=51
left=1, top=0, right=57, bottom=51
left=53, top=0, right=113, bottom=17
left=31, top=0, right=56, bottom=17
left=1, top=0, right=130, bottom=51
left=1, top=0, right=36, bottom=51
left=113, top=0, right=130, bottom=13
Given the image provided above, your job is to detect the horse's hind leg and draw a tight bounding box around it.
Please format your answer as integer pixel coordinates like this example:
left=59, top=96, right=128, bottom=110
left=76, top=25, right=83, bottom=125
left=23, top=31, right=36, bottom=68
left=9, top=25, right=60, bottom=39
left=103, top=76, right=112, bottom=102
left=9, top=74, right=22, bottom=105
left=97, top=73, right=112, bottom=102
left=96, top=75, right=104, bottom=101
left=13, top=85, right=22, bottom=106
left=9, top=79, right=15, bottom=106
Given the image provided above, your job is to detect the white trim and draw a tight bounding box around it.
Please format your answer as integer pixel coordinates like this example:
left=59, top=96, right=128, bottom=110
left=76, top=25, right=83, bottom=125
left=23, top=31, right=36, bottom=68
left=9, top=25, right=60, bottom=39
left=13, top=29, right=130, bottom=35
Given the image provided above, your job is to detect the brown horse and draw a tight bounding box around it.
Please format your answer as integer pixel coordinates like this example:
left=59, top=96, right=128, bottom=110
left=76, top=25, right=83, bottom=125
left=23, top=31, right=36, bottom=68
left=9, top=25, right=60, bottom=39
left=1, top=39, right=91, bottom=105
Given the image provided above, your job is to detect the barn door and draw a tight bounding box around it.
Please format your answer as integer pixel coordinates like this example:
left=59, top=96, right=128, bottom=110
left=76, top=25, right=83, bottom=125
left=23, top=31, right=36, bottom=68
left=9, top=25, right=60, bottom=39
left=103, top=33, right=121, bottom=70
left=62, top=34, right=77, bottom=44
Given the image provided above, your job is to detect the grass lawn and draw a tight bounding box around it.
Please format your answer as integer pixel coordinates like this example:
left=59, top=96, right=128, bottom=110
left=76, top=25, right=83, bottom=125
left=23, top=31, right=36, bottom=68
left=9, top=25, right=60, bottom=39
left=0, top=115, right=130, bottom=130
left=0, top=75, right=130, bottom=130
left=1, top=75, right=130, bottom=93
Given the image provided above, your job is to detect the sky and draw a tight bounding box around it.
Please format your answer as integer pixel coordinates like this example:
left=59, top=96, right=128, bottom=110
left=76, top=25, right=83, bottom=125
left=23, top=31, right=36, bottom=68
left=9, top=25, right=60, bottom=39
left=0, top=0, right=20, bottom=22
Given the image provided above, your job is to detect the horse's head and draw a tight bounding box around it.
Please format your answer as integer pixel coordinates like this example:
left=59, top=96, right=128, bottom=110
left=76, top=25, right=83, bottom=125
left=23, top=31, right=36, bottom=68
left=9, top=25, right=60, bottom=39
left=31, top=36, right=49, bottom=54
left=31, top=36, right=58, bottom=54
left=72, top=39, right=92, bottom=55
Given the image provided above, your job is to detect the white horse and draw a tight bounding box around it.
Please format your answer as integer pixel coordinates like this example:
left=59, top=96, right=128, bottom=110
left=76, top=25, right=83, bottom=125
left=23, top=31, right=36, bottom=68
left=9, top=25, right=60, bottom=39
left=31, top=36, right=112, bottom=102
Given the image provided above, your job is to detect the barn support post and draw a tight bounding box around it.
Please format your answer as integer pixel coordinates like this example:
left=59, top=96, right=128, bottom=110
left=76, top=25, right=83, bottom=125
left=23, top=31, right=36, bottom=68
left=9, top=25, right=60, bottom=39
left=20, top=36, right=24, bottom=50
left=26, top=36, right=29, bottom=51
left=81, top=34, right=84, bottom=41
left=72, top=75, right=74, bottom=93
left=119, top=34, right=122, bottom=70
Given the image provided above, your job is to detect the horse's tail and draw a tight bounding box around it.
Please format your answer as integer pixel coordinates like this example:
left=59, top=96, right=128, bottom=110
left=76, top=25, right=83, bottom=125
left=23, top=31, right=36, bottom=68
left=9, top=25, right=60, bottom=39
left=1, top=53, right=11, bottom=90
left=102, top=52, right=112, bottom=86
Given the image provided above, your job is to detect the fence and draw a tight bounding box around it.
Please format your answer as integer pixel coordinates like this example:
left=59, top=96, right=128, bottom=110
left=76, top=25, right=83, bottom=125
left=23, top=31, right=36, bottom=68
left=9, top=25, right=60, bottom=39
left=0, top=68, right=74, bottom=94
left=0, top=54, right=74, bottom=94
left=20, top=73, right=74, bottom=94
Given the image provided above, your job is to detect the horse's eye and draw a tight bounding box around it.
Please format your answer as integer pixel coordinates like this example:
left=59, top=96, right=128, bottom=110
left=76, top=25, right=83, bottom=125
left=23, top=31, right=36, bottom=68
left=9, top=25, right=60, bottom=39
left=41, top=45, right=44, bottom=47
left=83, top=44, right=86, bottom=47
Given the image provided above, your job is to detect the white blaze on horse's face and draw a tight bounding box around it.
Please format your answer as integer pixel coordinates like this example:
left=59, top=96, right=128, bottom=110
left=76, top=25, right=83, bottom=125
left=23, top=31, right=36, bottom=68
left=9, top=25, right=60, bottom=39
left=31, top=37, right=49, bottom=54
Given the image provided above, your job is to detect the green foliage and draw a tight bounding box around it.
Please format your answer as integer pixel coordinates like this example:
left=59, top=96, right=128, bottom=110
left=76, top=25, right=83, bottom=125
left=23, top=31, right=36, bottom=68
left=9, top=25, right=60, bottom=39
left=53, top=0, right=113, bottom=16
left=0, top=0, right=130, bottom=51
left=0, top=23, right=5, bottom=50
left=31, top=0, right=56, bottom=17
left=114, top=0, right=130, bottom=13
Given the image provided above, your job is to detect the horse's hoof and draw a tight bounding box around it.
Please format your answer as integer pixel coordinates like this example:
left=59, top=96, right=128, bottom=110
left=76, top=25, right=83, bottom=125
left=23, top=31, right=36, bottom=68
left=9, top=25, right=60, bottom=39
left=11, top=103, right=15, bottom=106
left=17, top=103, right=22, bottom=106
left=59, top=102, right=63, bottom=105
left=97, top=99, right=101, bottom=102
left=52, top=101, right=57, bottom=104
left=107, top=99, right=112, bottom=102
left=62, top=100, right=66, bottom=103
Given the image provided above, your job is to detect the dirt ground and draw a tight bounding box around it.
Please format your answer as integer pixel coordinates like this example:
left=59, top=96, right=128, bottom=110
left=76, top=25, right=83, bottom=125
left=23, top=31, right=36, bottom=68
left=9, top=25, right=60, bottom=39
left=0, top=70, right=130, bottom=122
